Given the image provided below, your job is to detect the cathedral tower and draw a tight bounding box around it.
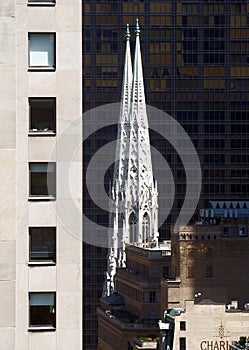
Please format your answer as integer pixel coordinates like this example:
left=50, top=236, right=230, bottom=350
left=104, top=20, right=159, bottom=296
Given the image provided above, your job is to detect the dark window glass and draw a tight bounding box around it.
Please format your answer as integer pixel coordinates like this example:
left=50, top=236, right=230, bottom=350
left=204, top=154, right=225, bottom=164
left=28, top=0, right=55, bottom=2
left=29, top=227, right=56, bottom=262
left=29, top=163, right=56, bottom=197
left=149, top=291, right=156, bottom=303
left=29, top=98, right=56, bottom=133
left=180, top=337, right=186, bottom=350
left=180, top=321, right=186, bottom=331
left=204, top=124, right=225, bottom=134
left=222, top=227, right=230, bottom=236
left=29, top=292, right=56, bottom=327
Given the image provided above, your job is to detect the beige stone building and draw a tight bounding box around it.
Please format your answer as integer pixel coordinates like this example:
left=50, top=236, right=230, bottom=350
left=159, top=203, right=249, bottom=350
left=164, top=215, right=249, bottom=310
left=160, top=300, right=249, bottom=350
left=0, top=1, right=82, bottom=349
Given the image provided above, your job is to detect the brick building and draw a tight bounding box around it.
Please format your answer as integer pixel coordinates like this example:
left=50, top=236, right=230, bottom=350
left=98, top=242, right=171, bottom=350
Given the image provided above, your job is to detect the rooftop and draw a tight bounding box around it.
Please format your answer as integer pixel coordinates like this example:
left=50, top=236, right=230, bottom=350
left=126, top=241, right=171, bottom=259
left=131, top=240, right=171, bottom=251
left=97, top=307, right=159, bottom=330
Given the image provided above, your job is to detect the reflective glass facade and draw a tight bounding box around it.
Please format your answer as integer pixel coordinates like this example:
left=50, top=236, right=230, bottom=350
left=83, top=1, right=249, bottom=348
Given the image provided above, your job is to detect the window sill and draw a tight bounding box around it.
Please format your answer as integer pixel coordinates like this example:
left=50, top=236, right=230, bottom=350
left=28, top=196, right=56, bottom=201
left=28, top=131, right=56, bottom=137
left=28, top=67, right=56, bottom=72
left=28, top=326, right=56, bottom=332
left=28, top=2, right=55, bottom=6
left=28, top=261, right=56, bottom=266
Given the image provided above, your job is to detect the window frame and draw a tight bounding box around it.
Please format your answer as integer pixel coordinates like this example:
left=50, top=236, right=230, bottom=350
left=29, top=162, right=56, bottom=200
left=29, top=227, right=56, bottom=264
left=28, top=32, right=56, bottom=71
left=29, top=292, right=56, bottom=330
left=29, top=97, right=56, bottom=135
left=27, top=0, right=55, bottom=6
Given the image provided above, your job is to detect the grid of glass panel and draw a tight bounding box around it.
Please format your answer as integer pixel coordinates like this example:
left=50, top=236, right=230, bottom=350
left=83, top=1, right=249, bottom=348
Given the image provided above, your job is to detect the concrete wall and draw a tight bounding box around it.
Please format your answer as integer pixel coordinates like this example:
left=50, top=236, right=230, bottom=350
left=0, top=1, right=16, bottom=349
left=0, top=0, right=82, bottom=349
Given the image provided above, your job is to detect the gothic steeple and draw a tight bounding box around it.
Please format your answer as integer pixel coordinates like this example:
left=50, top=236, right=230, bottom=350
left=103, top=24, right=133, bottom=297
left=126, top=18, right=158, bottom=245
left=113, top=23, right=133, bottom=191
left=104, top=21, right=159, bottom=296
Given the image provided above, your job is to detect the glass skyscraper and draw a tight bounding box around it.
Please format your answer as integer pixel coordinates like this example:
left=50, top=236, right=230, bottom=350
left=83, top=1, right=249, bottom=348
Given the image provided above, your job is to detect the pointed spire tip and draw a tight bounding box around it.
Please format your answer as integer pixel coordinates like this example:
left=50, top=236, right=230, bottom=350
left=126, top=23, right=131, bottom=41
left=135, top=18, right=140, bottom=36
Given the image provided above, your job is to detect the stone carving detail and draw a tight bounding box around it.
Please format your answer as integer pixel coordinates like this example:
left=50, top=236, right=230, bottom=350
left=103, top=21, right=159, bottom=296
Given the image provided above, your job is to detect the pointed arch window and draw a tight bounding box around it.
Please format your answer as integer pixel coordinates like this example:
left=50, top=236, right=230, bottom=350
left=129, top=212, right=137, bottom=243
left=142, top=213, right=150, bottom=243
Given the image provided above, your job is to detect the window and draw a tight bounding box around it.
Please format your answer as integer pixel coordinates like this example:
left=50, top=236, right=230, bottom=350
left=29, top=33, right=55, bottom=69
left=29, top=292, right=56, bottom=328
left=149, top=291, right=156, bottom=303
left=129, top=212, right=137, bottom=243
left=180, top=321, right=186, bottom=331
left=142, top=213, right=150, bottom=242
left=28, top=0, right=55, bottom=4
left=238, top=227, right=247, bottom=237
left=29, top=162, right=56, bottom=198
left=29, top=227, right=56, bottom=263
left=222, top=227, right=230, bottom=236
left=29, top=98, right=56, bottom=133
left=179, top=338, right=186, bottom=350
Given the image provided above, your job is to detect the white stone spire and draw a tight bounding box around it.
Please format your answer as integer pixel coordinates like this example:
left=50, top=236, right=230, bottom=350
left=103, top=20, right=159, bottom=297
left=103, top=24, right=133, bottom=297
left=126, top=18, right=158, bottom=245
left=113, top=23, right=133, bottom=191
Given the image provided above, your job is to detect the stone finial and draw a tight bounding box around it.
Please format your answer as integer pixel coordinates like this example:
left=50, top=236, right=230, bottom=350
left=126, top=23, right=131, bottom=41
left=135, top=18, right=140, bottom=36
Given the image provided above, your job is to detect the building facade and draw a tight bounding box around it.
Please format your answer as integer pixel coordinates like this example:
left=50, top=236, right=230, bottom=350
left=1, top=1, right=82, bottom=349
left=98, top=207, right=249, bottom=350
left=83, top=1, right=249, bottom=348
left=160, top=300, right=249, bottom=350
left=164, top=202, right=249, bottom=311
left=98, top=242, right=171, bottom=350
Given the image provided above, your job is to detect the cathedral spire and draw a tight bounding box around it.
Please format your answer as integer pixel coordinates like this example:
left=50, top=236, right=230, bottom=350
left=126, top=19, right=157, bottom=239
left=104, top=21, right=159, bottom=297
left=131, top=18, right=146, bottom=115
left=113, top=23, right=133, bottom=190
left=135, top=18, right=140, bottom=36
